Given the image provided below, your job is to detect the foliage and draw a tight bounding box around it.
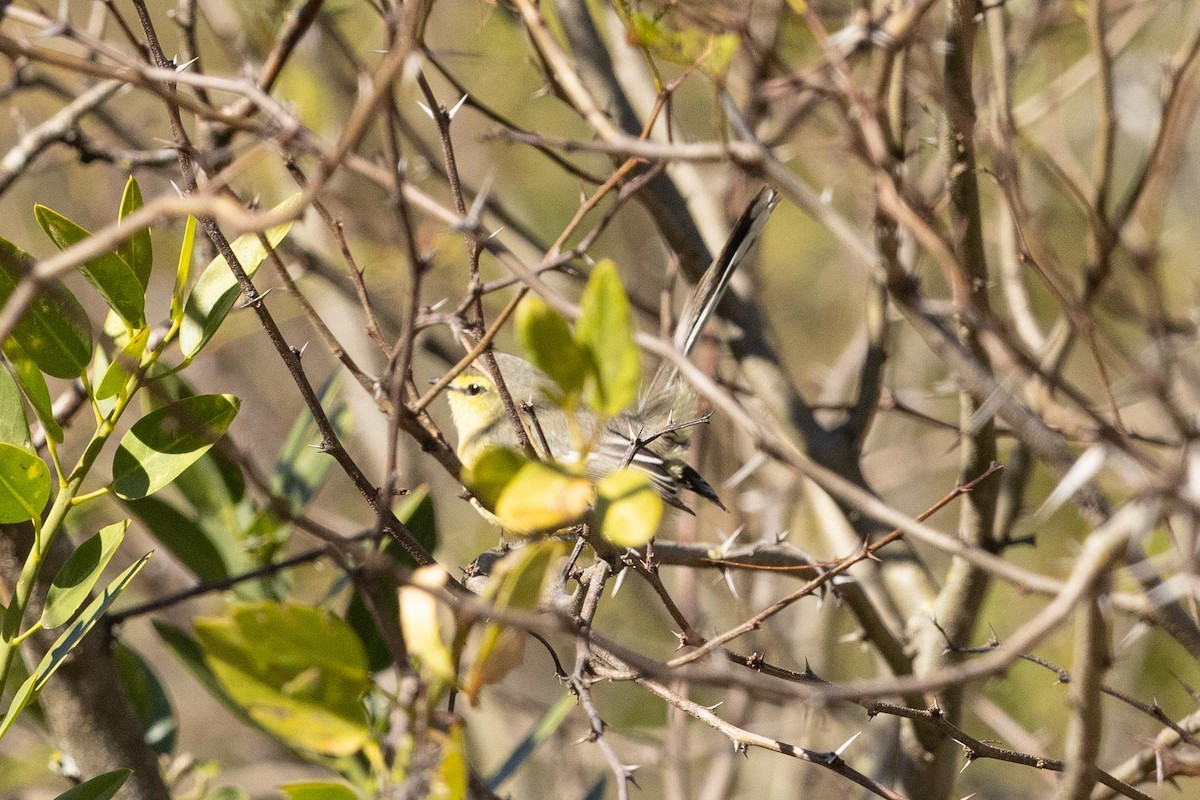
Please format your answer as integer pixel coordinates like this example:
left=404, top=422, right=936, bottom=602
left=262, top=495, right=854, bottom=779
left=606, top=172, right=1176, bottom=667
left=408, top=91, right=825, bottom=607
left=2, top=2, right=1200, bottom=800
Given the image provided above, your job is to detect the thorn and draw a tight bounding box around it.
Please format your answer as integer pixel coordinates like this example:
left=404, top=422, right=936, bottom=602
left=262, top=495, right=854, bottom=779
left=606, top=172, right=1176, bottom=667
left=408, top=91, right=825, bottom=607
left=611, top=566, right=630, bottom=597
left=175, top=57, right=199, bottom=73
left=465, top=170, right=496, bottom=228
left=487, top=227, right=505, bottom=240
left=416, top=100, right=435, bottom=120
left=834, top=731, right=861, bottom=756
left=716, top=525, right=746, bottom=555
left=448, top=93, right=469, bottom=120
left=701, top=700, right=724, bottom=712
left=721, top=568, right=739, bottom=599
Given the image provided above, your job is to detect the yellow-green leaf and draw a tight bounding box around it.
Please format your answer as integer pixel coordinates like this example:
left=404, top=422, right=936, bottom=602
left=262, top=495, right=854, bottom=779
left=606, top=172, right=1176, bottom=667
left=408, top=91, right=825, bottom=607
left=429, top=724, right=469, bottom=800
left=179, top=197, right=298, bottom=358
left=118, top=177, right=152, bottom=290
left=516, top=296, right=589, bottom=401
left=112, top=394, right=240, bottom=500
left=465, top=449, right=594, bottom=535
left=628, top=12, right=740, bottom=77
left=193, top=601, right=371, bottom=757
left=2, top=339, right=61, bottom=443
left=51, top=769, right=131, bottom=800
left=279, top=783, right=358, bottom=800
left=464, top=540, right=564, bottom=702
left=96, top=327, right=149, bottom=400
left=41, top=520, right=128, bottom=629
left=595, top=468, right=663, bottom=548
left=0, top=360, right=29, bottom=446
left=0, top=237, right=92, bottom=379
left=399, top=565, right=456, bottom=684
left=34, top=204, right=146, bottom=328
left=0, top=442, right=50, bottom=523
left=575, top=260, right=639, bottom=416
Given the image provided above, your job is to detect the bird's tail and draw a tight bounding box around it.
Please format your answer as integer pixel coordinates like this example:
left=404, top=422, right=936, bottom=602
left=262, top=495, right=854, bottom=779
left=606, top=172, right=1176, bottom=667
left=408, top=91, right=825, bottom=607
left=642, top=187, right=780, bottom=406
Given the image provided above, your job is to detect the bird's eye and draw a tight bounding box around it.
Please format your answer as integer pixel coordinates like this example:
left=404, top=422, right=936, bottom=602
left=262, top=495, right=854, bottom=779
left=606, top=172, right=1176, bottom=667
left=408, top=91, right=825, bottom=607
left=465, top=383, right=485, bottom=397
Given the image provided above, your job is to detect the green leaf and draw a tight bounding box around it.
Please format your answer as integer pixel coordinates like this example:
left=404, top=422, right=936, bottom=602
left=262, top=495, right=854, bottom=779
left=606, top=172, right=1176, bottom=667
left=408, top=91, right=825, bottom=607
left=464, top=449, right=593, bottom=536
left=272, top=374, right=349, bottom=515
left=0, top=442, right=50, bottom=523
left=464, top=541, right=564, bottom=702
left=51, top=769, right=131, bottom=800
left=575, top=260, right=639, bottom=416
left=118, top=177, right=152, bottom=290
left=0, top=236, right=93, bottom=379
left=154, top=621, right=261, bottom=733
left=515, top=296, right=589, bottom=401
left=124, top=495, right=230, bottom=582
left=2, top=340, right=61, bottom=443
left=0, top=361, right=30, bottom=446
left=112, top=394, right=240, bottom=500
left=171, top=216, right=197, bottom=322
left=348, top=487, right=437, bottom=671
left=114, top=642, right=177, bottom=755
left=41, top=520, right=128, bottom=628
left=179, top=198, right=298, bottom=358
left=399, top=567, right=456, bottom=684
left=0, top=552, right=151, bottom=739
left=595, top=468, right=662, bottom=548
left=430, top=724, right=469, bottom=800
left=96, top=327, right=149, bottom=400
left=193, top=601, right=372, bottom=756
left=628, top=12, right=740, bottom=77
left=34, top=204, right=146, bottom=328
left=279, top=782, right=359, bottom=800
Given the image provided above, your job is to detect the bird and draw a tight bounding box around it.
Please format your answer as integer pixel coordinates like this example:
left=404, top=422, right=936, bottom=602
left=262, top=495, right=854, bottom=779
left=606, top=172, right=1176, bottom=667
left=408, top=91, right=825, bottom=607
left=445, top=187, right=779, bottom=513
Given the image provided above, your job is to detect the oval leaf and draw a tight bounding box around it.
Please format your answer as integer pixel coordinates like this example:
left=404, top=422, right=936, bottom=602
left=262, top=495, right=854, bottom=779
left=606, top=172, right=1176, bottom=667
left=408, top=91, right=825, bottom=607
left=0, top=442, right=50, bottom=523
left=280, top=783, right=359, bottom=800
left=51, top=769, right=132, bottom=800
left=171, top=215, right=197, bottom=321
left=112, top=394, right=240, bottom=500
left=34, top=205, right=146, bottom=328
left=0, top=552, right=152, bottom=739
left=271, top=374, right=349, bottom=516
left=179, top=198, right=298, bottom=358
left=2, top=339, right=62, bottom=443
left=124, top=495, right=230, bottom=582
left=464, top=449, right=594, bottom=535
left=0, top=236, right=92, bottom=379
left=575, top=260, right=639, bottom=416
left=516, top=296, right=590, bottom=400
left=399, top=566, right=456, bottom=684
left=113, top=642, right=177, bottom=755
left=595, top=468, right=663, bottom=548
left=118, top=177, right=152, bottom=290
left=193, top=601, right=372, bottom=756
left=96, top=327, right=149, bottom=401
left=0, top=361, right=30, bottom=446
left=42, top=520, right=128, bottom=629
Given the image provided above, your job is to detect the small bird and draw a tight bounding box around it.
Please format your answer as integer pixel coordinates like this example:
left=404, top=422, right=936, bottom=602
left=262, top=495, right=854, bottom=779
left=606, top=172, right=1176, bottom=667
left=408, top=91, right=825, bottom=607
left=446, top=187, right=779, bottom=512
